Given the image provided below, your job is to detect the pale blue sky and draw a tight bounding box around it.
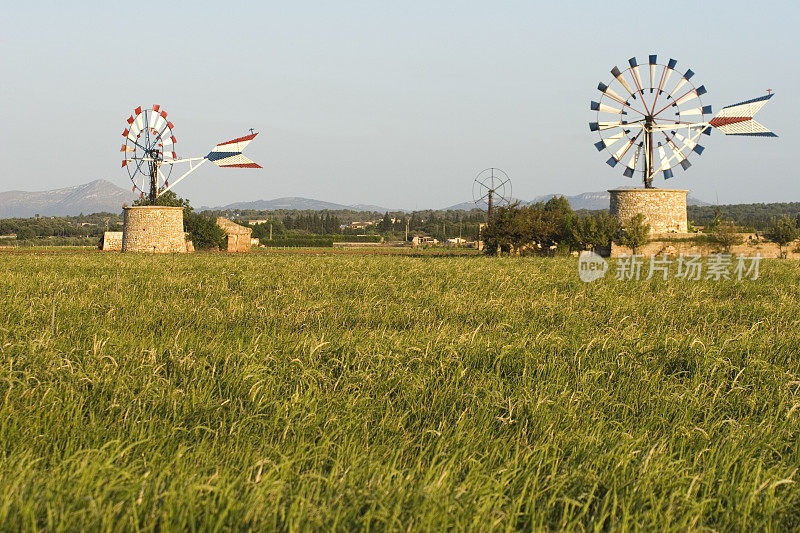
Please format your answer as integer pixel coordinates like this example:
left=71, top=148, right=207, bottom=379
left=1, top=1, right=797, bottom=209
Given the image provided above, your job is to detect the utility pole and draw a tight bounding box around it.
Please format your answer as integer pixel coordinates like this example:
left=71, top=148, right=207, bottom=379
left=405, top=219, right=409, bottom=242
left=269, top=222, right=273, bottom=241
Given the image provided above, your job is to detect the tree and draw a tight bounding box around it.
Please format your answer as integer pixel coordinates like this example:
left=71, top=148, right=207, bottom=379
left=710, top=219, right=744, bottom=252
left=764, top=215, right=799, bottom=258
left=132, top=190, right=189, bottom=209
left=618, top=214, right=650, bottom=254
left=567, top=212, right=620, bottom=252
left=377, top=212, right=392, bottom=233
left=543, top=196, right=574, bottom=246
left=16, top=227, right=35, bottom=240
left=184, top=211, right=226, bottom=250
left=482, top=204, right=518, bottom=255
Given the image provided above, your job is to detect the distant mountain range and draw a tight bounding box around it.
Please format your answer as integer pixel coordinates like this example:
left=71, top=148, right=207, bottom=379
left=0, top=180, right=136, bottom=218
left=201, top=197, right=392, bottom=213
left=0, top=180, right=713, bottom=218
left=445, top=189, right=710, bottom=211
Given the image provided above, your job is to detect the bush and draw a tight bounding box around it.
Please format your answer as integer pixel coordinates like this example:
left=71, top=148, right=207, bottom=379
left=764, top=215, right=799, bottom=258
left=184, top=212, right=226, bottom=250
left=710, top=220, right=744, bottom=252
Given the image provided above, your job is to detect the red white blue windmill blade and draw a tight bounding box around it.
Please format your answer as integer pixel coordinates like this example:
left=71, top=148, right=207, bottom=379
left=121, top=105, right=177, bottom=203
left=589, top=55, right=778, bottom=189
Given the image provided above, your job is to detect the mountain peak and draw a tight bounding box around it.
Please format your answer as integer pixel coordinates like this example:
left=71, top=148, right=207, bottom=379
left=0, top=179, right=136, bottom=217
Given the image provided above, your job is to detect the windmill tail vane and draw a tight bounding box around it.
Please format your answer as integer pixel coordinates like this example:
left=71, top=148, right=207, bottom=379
left=206, top=132, right=262, bottom=168
left=708, top=93, right=777, bottom=137
left=157, top=132, right=261, bottom=196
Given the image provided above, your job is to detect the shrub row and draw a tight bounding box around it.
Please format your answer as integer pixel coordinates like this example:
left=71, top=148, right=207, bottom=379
left=259, top=235, right=381, bottom=247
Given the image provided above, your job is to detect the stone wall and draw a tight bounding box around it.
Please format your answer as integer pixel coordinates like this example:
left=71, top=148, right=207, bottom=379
left=609, top=188, right=687, bottom=234
left=101, top=231, right=123, bottom=251
left=216, top=217, right=252, bottom=252
left=611, top=234, right=800, bottom=259
left=122, top=206, right=189, bottom=253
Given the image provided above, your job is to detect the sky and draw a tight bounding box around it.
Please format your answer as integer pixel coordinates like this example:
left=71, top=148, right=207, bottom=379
left=1, top=1, right=798, bottom=210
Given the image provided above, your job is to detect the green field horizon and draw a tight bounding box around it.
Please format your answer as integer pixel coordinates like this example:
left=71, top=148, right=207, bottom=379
left=1, top=253, right=798, bottom=530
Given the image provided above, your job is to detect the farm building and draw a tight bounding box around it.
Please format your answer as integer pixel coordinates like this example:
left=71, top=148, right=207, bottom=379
left=216, top=217, right=253, bottom=252
left=100, top=231, right=123, bottom=251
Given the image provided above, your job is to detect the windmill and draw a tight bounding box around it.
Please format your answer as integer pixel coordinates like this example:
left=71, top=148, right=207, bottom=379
left=121, top=105, right=261, bottom=203
left=473, top=168, right=513, bottom=221
left=590, top=55, right=777, bottom=188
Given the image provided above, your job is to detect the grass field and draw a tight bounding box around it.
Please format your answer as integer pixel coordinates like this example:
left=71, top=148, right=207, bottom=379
left=1, top=251, right=799, bottom=531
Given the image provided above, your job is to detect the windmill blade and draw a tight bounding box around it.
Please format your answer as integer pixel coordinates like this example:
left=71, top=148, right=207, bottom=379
left=623, top=143, right=642, bottom=178
left=134, top=107, right=144, bottom=132
left=130, top=119, right=141, bottom=138
left=591, top=101, right=626, bottom=115
left=611, top=66, right=635, bottom=98
left=626, top=144, right=641, bottom=169
left=664, top=134, right=688, bottom=164
left=206, top=132, right=261, bottom=168
left=677, top=105, right=713, bottom=117
left=597, top=82, right=628, bottom=105
left=667, top=69, right=694, bottom=99
left=673, top=132, right=697, bottom=150
left=607, top=139, right=634, bottom=167
left=672, top=85, right=707, bottom=106
left=660, top=59, right=677, bottom=93
left=709, top=94, right=777, bottom=136
left=153, top=114, right=166, bottom=134
left=594, top=132, right=625, bottom=151
left=122, top=128, right=138, bottom=143
left=149, top=107, right=158, bottom=129
left=589, top=121, right=628, bottom=132
left=628, top=57, right=644, bottom=93
left=613, top=139, right=634, bottom=160
left=649, top=55, right=657, bottom=92
left=657, top=143, right=672, bottom=170
left=675, top=130, right=705, bottom=155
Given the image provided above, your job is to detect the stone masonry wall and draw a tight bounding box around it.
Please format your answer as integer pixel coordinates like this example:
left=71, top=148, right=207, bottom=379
left=216, top=217, right=252, bottom=252
left=101, top=231, right=123, bottom=251
left=609, top=188, right=687, bottom=234
left=122, top=206, right=188, bottom=253
left=611, top=235, right=800, bottom=259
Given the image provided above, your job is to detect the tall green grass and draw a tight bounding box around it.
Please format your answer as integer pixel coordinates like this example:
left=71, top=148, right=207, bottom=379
left=0, top=252, right=799, bottom=530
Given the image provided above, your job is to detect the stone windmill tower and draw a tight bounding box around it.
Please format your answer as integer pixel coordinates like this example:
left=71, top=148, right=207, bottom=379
left=120, top=105, right=261, bottom=252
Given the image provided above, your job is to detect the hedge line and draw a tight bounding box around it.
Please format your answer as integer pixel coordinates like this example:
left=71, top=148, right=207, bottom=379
left=259, top=235, right=381, bottom=247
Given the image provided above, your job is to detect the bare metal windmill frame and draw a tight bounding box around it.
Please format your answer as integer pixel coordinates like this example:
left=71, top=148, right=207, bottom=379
left=473, top=168, right=513, bottom=220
